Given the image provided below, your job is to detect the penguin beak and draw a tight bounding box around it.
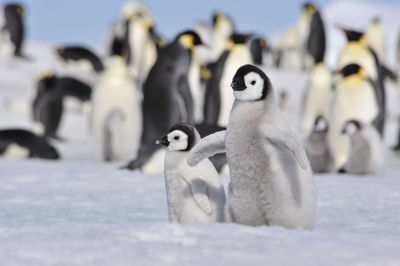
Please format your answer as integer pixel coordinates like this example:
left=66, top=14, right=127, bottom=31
left=231, top=78, right=246, bottom=91
left=156, top=136, right=169, bottom=146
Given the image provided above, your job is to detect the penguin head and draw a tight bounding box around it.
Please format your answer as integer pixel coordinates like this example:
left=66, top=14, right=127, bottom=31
left=156, top=122, right=199, bottom=152
left=303, top=2, right=317, bottom=14
left=177, top=30, right=203, bottom=50
left=5, top=4, right=25, bottom=17
left=338, top=27, right=366, bottom=45
left=313, top=115, right=329, bottom=132
left=342, top=120, right=362, bottom=135
left=125, top=5, right=154, bottom=30
left=338, top=63, right=366, bottom=79
left=212, top=12, right=234, bottom=29
left=228, top=33, right=252, bottom=48
left=231, top=64, right=271, bottom=101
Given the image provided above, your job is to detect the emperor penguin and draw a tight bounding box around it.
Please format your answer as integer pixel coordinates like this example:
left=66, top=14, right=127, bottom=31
left=92, top=39, right=141, bottom=161
left=123, top=31, right=203, bottom=171
left=336, top=28, right=385, bottom=135
left=187, top=64, right=315, bottom=229
left=203, top=33, right=253, bottom=126
left=365, top=17, right=385, bottom=61
left=0, top=3, right=25, bottom=58
left=211, top=13, right=234, bottom=60
left=157, top=122, right=225, bottom=223
left=56, top=46, right=104, bottom=73
left=32, top=71, right=64, bottom=140
left=273, top=28, right=302, bottom=71
left=249, top=37, right=270, bottom=66
left=331, top=64, right=380, bottom=170
left=304, top=116, right=335, bottom=173
left=342, top=120, right=384, bottom=175
left=123, top=3, right=157, bottom=87
left=301, top=59, right=332, bottom=135
left=0, top=129, right=59, bottom=160
left=296, top=2, right=326, bottom=69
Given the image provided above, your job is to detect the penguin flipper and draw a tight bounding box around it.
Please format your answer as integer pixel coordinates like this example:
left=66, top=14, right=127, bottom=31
left=184, top=177, right=212, bottom=214
left=187, top=130, right=226, bottom=166
left=259, top=123, right=309, bottom=169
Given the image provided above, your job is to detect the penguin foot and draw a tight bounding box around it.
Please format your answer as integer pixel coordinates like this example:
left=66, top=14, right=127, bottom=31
left=338, top=167, right=347, bottom=174
left=120, top=159, right=142, bottom=171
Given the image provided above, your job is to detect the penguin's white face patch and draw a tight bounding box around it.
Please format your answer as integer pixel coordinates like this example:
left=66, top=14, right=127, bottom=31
left=233, top=72, right=264, bottom=101
left=167, top=130, right=189, bottom=151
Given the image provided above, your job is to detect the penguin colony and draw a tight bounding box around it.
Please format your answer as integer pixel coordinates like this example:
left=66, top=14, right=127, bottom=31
left=1, top=1, right=399, bottom=229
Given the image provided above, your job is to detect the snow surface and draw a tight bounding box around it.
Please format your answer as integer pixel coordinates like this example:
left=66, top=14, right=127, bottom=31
left=1, top=1, right=400, bottom=265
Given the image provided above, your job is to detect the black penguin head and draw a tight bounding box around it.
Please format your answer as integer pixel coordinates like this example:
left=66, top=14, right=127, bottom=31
left=212, top=12, right=233, bottom=28
left=342, top=120, right=362, bottom=135
left=303, top=2, right=317, bottom=13
left=156, top=122, right=197, bottom=152
left=5, top=4, right=25, bottom=17
left=110, top=38, right=124, bottom=57
left=372, top=16, right=381, bottom=24
left=338, top=63, right=366, bottom=78
left=313, top=115, right=329, bottom=132
left=37, top=71, right=57, bottom=91
left=177, top=30, right=203, bottom=50
left=228, top=33, right=252, bottom=47
left=230, top=64, right=271, bottom=101
left=337, top=26, right=365, bottom=43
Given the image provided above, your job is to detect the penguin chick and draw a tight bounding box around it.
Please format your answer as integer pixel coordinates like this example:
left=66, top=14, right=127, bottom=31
left=304, top=115, right=335, bottom=173
left=342, top=120, right=384, bottom=175
left=158, top=122, right=225, bottom=224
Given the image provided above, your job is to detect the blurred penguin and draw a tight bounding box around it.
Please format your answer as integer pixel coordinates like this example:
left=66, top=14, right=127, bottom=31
left=32, top=71, right=64, bottom=140
left=194, top=21, right=213, bottom=64
left=249, top=37, right=270, bottom=66
left=365, top=17, right=385, bottom=61
left=331, top=64, right=380, bottom=170
left=337, top=27, right=385, bottom=136
left=203, top=33, right=253, bottom=126
left=0, top=3, right=25, bottom=58
left=123, top=31, right=203, bottom=171
left=394, top=30, right=400, bottom=151
left=123, top=2, right=157, bottom=87
left=301, top=60, right=332, bottom=135
left=56, top=46, right=104, bottom=73
left=342, top=120, right=384, bottom=175
left=211, top=13, right=234, bottom=60
left=296, top=2, right=326, bottom=69
left=273, top=28, right=302, bottom=71
left=92, top=39, right=141, bottom=161
left=0, top=129, right=59, bottom=160
left=304, top=116, right=335, bottom=173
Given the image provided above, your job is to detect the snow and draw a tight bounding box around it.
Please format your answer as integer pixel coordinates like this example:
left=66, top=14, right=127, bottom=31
left=1, top=1, right=400, bottom=265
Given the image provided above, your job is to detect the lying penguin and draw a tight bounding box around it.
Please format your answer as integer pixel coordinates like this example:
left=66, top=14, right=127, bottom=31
left=0, top=129, right=59, bottom=159
left=157, top=122, right=225, bottom=224
left=341, top=120, right=384, bottom=175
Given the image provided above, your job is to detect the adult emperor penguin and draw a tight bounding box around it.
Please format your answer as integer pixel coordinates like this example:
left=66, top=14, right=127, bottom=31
left=0, top=3, right=25, bottom=57
left=273, top=28, right=302, bottom=70
left=211, top=13, right=234, bottom=60
left=301, top=59, right=332, bottom=135
left=92, top=39, right=141, bottom=161
left=0, top=129, right=59, bottom=159
left=249, top=37, right=270, bottom=65
left=123, top=3, right=157, bottom=87
left=331, top=64, right=380, bottom=170
left=337, top=28, right=385, bottom=135
left=304, top=116, right=335, bottom=173
left=56, top=46, right=104, bottom=73
left=203, top=33, right=253, bottom=126
left=32, top=71, right=64, bottom=140
left=123, top=31, right=203, bottom=171
left=157, top=122, right=225, bottom=223
left=341, top=120, right=384, bottom=175
left=188, top=64, right=315, bottom=229
left=365, top=17, right=385, bottom=61
left=296, top=2, right=326, bottom=69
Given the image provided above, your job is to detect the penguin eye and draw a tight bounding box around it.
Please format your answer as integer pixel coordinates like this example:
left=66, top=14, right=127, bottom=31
left=174, top=136, right=179, bottom=140
left=251, top=80, right=256, bottom=85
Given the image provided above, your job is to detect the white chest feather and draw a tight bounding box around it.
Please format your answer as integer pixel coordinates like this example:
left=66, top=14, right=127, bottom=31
left=2, top=144, right=30, bottom=159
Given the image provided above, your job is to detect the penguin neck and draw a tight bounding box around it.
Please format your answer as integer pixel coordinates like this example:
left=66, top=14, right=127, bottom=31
left=106, top=56, right=130, bottom=76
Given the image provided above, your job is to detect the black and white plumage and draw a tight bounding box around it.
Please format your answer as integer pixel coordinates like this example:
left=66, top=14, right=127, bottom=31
left=249, top=37, right=270, bottom=65
left=0, top=129, right=59, bottom=159
left=56, top=46, right=104, bottom=72
left=188, top=64, right=315, bottom=229
left=304, top=116, right=335, bottom=173
left=0, top=3, right=25, bottom=57
left=123, top=31, right=203, bottom=171
left=157, top=122, right=225, bottom=223
left=341, top=120, right=384, bottom=175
